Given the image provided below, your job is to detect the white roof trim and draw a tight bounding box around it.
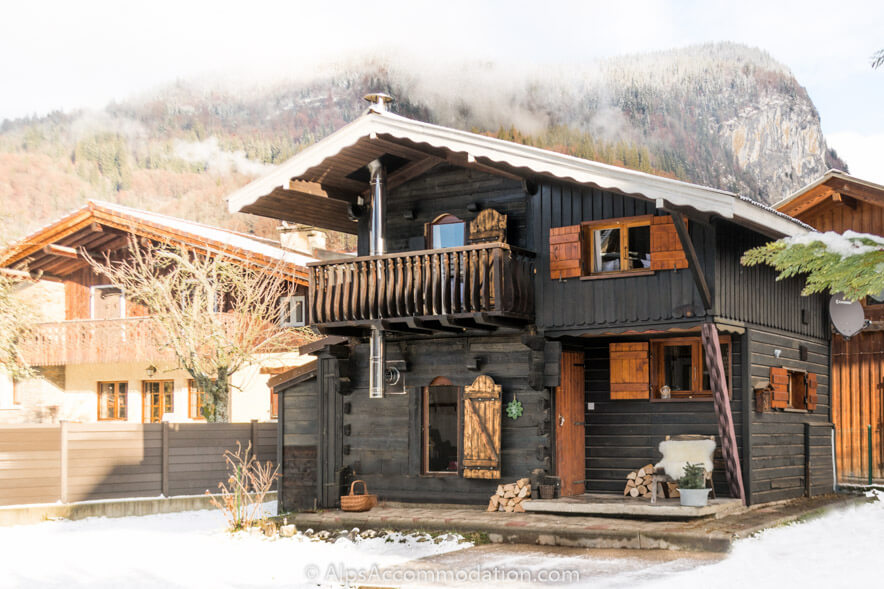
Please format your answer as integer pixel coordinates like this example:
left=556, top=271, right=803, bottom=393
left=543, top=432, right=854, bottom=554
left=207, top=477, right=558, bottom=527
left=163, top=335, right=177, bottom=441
left=228, top=111, right=809, bottom=238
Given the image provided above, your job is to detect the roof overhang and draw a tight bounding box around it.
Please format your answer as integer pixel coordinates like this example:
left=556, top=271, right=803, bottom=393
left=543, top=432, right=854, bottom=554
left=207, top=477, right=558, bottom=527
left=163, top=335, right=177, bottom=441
left=0, top=202, right=311, bottom=282
left=774, top=169, right=884, bottom=217
left=229, top=110, right=810, bottom=239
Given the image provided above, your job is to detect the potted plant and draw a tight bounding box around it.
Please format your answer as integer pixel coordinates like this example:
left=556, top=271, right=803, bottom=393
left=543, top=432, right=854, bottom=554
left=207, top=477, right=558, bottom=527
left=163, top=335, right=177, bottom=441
left=677, top=463, right=711, bottom=507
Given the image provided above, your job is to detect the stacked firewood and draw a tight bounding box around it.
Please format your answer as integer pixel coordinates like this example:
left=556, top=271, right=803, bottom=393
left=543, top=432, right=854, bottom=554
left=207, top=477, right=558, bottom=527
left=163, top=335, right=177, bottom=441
left=623, top=464, right=679, bottom=498
left=487, top=478, right=531, bottom=513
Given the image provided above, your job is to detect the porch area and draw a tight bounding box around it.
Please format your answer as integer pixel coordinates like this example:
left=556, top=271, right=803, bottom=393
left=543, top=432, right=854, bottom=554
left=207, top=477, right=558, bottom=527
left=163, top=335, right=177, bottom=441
left=279, top=493, right=853, bottom=553
left=522, top=493, right=744, bottom=519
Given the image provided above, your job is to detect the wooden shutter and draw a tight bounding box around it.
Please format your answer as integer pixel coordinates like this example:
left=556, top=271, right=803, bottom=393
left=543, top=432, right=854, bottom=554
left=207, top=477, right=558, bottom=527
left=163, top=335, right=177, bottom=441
left=609, top=342, right=649, bottom=400
left=806, top=372, right=818, bottom=411
left=469, top=209, right=507, bottom=244
left=462, top=375, right=502, bottom=479
left=650, top=216, right=689, bottom=271
left=770, top=367, right=788, bottom=409
left=549, top=225, right=583, bottom=279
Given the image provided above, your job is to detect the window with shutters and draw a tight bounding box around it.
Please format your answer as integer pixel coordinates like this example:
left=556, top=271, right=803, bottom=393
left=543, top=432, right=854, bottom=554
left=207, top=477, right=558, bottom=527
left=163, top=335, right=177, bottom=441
left=649, top=336, right=731, bottom=400
left=582, top=216, right=653, bottom=276
left=770, top=367, right=818, bottom=411
left=422, top=377, right=459, bottom=475
left=549, top=215, right=688, bottom=281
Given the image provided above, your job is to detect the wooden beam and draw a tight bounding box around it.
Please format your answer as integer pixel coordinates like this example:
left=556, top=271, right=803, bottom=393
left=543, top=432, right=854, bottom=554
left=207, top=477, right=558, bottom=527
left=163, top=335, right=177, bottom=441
left=242, top=187, right=358, bottom=234
left=670, top=213, right=713, bottom=313
left=42, top=244, right=79, bottom=259
left=384, top=156, right=443, bottom=192
left=88, top=223, right=103, bottom=233
left=701, top=322, right=745, bottom=504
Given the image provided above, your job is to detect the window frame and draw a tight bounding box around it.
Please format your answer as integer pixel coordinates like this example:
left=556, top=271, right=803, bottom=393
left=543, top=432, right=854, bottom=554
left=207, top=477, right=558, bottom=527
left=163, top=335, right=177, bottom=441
left=187, top=379, right=210, bottom=420
left=97, top=381, right=128, bottom=421
left=650, top=335, right=732, bottom=401
left=142, top=380, right=175, bottom=423
left=580, top=215, right=654, bottom=278
left=785, top=367, right=809, bottom=411
left=278, top=295, right=306, bottom=327
left=421, top=376, right=461, bottom=476
left=426, top=214, right=466, bottom=250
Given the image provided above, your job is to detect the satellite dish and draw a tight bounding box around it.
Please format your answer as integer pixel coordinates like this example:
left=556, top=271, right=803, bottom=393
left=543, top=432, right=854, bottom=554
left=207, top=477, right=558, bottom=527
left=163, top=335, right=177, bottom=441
left=829, top=293, right=867, bottom=337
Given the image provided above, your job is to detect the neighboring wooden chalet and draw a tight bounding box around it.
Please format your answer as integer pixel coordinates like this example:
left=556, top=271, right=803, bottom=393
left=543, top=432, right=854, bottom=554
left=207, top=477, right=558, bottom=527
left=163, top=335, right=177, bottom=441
left=0, top=201, right=314, bottom=424
left=231, top=95, right=833, bottom=510
left=776, top=170, right=884, bottom=484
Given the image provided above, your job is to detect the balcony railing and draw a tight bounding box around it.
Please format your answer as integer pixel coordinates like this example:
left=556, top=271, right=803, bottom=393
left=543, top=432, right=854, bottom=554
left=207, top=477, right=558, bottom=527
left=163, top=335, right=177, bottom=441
left=308, top=243, right=535, bottom=332
left=21, top=318, right=173, bottom=367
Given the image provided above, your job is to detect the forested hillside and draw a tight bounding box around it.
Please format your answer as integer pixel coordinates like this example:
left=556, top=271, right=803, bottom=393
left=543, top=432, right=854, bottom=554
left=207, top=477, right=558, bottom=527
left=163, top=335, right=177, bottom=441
left=0, top=43, right=846, bottom=243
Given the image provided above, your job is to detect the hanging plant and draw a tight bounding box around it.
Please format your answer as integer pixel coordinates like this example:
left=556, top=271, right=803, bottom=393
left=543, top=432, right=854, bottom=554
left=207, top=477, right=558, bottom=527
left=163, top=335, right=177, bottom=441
left=506, top=396, right=523, bottom=420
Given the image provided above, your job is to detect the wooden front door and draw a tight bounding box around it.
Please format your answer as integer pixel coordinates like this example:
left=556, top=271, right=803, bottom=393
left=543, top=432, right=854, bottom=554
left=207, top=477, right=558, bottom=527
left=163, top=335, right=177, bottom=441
left=555, top=350, right=585, bottom=496
left=142, top=380, right=174, bottom=423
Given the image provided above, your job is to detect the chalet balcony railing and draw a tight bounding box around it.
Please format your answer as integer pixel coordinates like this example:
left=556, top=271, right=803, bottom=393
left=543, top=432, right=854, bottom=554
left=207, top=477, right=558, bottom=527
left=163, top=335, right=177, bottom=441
left=308, top=243, right=535, bottom=330
left=21, top=317, right=173, bottom=367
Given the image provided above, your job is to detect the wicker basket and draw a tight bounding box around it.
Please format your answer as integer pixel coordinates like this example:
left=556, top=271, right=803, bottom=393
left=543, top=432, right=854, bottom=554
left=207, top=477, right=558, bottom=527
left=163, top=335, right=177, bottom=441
left=340, top=480, right=378, bottom=512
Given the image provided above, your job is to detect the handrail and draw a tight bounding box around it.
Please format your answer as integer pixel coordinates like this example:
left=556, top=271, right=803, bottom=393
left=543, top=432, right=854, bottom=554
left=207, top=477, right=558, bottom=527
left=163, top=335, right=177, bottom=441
left=307, top=242, right=535, bottom=267
left=309, top=242, right=535, bottom=325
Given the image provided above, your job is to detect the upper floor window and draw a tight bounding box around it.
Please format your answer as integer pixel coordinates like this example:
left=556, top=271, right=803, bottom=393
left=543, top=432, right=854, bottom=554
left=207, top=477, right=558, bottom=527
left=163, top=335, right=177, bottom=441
left=427, top=214, right=465, bottom=249
left=279, top=295, right=306, bottom=327
left=91, top=285, right=125, bottom=320
left=583, top=216, right=652, bottom=275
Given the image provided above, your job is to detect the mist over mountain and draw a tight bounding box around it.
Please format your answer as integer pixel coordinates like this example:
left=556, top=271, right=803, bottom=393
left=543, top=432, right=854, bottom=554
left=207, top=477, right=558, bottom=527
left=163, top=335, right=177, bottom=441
left=0, top=42, right=846, bottom=244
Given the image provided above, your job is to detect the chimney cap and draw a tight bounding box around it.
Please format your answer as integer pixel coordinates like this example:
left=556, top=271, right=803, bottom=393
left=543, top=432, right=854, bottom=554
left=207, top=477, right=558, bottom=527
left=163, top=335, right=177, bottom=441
left=364, top=92, right=394, bottom=113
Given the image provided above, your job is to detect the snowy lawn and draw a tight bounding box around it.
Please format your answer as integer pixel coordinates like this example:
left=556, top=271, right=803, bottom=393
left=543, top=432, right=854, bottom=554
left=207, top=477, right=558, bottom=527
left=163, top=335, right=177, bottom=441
left=0, top=502, right=470, bottom=588
left=0, top=494, right=880, bottom=588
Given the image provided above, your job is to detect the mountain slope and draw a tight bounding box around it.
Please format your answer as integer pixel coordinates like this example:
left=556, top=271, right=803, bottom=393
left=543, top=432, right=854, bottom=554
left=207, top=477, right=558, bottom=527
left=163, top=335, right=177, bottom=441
left=0, top=43, right=845, bottom=244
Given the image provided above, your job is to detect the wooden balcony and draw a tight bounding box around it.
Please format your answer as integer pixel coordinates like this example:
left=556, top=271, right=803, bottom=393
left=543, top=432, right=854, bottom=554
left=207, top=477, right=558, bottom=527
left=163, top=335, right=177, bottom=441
left=21, top=318, right=174, bottom=367
left=308, top=243, right=535, bottom=334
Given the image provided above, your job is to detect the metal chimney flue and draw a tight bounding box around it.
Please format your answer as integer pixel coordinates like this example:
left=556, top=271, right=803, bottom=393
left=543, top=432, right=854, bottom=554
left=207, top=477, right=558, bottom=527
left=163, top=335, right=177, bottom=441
left=367, top=157, right=387, bottom=399
left=364, top=92, right=394, bottom=113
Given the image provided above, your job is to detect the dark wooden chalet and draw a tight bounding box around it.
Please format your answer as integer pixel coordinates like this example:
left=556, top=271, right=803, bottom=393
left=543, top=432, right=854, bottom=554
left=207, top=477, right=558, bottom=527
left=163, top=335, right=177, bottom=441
left=231, top=95, right=834, bottom=510
left=776, top=170, right=884, bottom=485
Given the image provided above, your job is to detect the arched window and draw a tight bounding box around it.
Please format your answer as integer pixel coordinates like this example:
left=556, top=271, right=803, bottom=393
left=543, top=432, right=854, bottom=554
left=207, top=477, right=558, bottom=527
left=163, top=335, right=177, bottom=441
left=427, top=214, right=465, bottom=249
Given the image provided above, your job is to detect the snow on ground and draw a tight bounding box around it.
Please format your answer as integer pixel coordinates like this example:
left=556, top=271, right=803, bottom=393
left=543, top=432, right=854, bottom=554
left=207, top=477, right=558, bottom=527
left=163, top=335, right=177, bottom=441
left=0, top=502, right=470, bottom=589
left=647, top=492, right=884, bottom=589
left=0, top=494, right=881, bottom=588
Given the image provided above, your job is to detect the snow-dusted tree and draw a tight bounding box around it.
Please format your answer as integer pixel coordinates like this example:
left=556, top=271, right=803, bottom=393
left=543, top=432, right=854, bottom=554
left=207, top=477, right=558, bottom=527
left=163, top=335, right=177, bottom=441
left=872, top=49, right=884, bottom=70
left=86, top=239, right=314, bottom=422
left=741, top=230, right=884, bottom=301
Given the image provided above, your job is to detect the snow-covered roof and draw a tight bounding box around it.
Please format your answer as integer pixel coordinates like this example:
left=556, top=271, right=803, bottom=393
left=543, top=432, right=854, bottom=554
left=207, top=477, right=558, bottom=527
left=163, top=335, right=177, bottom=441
left=228, top=108, right=810, bottom=238
left=0, top=200, right=314, bottom=281
left=89, top=200, right=315, bottom=268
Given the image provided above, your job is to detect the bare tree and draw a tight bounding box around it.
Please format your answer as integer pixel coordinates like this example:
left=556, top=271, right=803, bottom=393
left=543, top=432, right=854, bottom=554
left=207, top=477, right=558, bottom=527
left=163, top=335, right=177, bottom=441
left=86, top=239, right=315, bottom=422
left=0, top=218, right=37, bottom=379
left=872, top=49, right=884, bottom=70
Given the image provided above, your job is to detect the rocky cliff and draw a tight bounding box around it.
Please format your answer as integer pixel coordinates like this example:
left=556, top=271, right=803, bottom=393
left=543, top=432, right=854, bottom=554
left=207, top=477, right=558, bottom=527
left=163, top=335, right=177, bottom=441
left=0, top=43, right=845, bottom=242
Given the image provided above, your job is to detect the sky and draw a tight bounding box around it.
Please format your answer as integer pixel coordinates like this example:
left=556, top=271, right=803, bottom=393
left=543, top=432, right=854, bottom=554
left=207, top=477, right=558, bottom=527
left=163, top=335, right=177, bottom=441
left=1, top=0, right=882, bottom=183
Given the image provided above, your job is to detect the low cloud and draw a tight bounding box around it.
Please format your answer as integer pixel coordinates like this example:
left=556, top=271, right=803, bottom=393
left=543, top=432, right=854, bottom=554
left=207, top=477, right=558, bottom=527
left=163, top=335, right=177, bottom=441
left=173, top=137, right=275, bottom=176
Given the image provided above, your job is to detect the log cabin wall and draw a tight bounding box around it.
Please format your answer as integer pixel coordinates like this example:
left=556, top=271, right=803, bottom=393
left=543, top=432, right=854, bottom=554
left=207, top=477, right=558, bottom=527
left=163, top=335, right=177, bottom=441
left=714, top=221, right=829, bottom=340
left=532, top=181, right=715, bottom=332
left=341, top=334, right=549, bottom=504
left=747, top=326, right=833, bottom=503
left=581, top=336, right=744, bottom=499
left=371, top=165, right=529, bottom=256
left=277, top=376, right=319, bottom=512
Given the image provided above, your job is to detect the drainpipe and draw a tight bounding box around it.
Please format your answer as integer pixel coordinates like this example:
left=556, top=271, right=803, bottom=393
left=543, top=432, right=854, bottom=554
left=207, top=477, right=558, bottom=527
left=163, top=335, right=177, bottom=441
left=367, top=156, right=386, bottom=399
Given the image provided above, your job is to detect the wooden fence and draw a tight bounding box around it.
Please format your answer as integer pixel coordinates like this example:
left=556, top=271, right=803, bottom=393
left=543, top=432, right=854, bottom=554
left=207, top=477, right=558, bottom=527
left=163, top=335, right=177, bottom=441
left=0, top=421, right=277, bottom=506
